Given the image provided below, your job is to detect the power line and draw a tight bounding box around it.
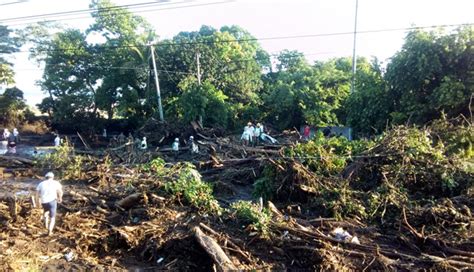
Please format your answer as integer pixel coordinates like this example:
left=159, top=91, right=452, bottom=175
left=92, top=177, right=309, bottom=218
left=13, top=64, right=195, bottom=75
left=0, top=0, right=191, bottom=22
left=1, top=0, right=234, bottom=27
left=0, top=0, right=27, bottom=7
left=6, top=22, right=473, bottom=55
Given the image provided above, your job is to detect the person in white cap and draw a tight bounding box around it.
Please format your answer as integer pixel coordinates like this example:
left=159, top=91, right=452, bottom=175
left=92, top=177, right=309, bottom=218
left=172, top=138, right=180, bottom=160
left=188, top=136, right=199, bottom=154
left=140, top=136, right=147, bottom=150
left=241, top=122, right=254, bottom=146
left=36, top=172, right=63, bottom=235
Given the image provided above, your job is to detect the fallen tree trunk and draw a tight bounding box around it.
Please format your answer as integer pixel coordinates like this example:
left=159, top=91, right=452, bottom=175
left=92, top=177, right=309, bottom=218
left=115, top=193, right=143, bottom=210
left=0, top=155, right=34, bottom=167
left=193, top=226, right=237, bottom=272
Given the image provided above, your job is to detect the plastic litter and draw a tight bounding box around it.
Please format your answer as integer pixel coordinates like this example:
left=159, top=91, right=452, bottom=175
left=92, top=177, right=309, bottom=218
left=64, top=251, right=74, bottom=262
left=331, top=227, right=360, bottom=244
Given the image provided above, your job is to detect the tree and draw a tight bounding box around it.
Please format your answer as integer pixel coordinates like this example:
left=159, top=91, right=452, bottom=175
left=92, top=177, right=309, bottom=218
left=37, top=29, right=100, bottom=126
left=156, top=25, right=268, bottom=127
left=178, top=77, right=229, bottom=127
left=343, top=58, right=389, bottom=136
left=0, top=87, right=27, bottom=126
left=31, top=0, right=157, bottom=128
left=262, top=54, right=354, bottom=130
left=88, top=0, right=156, bottom=122
left=385, top=26, right=474, bottom=125
left=0, top=25, right=21, bottom=84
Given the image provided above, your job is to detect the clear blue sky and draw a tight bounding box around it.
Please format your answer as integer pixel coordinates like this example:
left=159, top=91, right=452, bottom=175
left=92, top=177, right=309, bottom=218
left=2, top=0, right=473, bottom=106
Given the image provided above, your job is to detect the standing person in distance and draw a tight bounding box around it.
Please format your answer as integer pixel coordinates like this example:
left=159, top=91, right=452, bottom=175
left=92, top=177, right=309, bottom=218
left=255, top=123, right=264, bottom=146
left=13, top=128, right=19, bottom=142
left=188, top=136, right=199, bottom=155
left=36, top=172, right=63, bottom=236
left=303, top=125, right=311, bottom=141
left=241, top=122, right=253, bottom=146
left=172, top=138, right=180, bottom=160
left=7, top=132, right=17, bottom=154
left=54, top=134, right=61, bottom=147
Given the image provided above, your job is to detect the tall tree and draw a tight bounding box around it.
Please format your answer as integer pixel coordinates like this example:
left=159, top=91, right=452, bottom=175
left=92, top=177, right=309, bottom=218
left=385, top=26, right=474, bottom=125
left=0, top=87, right=27, bottom=126
left=262, top=53, right=355, bottom=130
left=38, top=29, right=99, bottom=126
left=0, top=25, right=21, bottom=85
left=88, top=0, right=156, bottom=121
left=156, top=25, right=268, bottom=127
left=343, top=58, right=389, bottom=136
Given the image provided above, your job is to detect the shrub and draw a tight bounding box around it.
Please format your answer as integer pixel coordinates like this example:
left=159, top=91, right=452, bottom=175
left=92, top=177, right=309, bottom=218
left=231, top=200, right=272, bottom=237
left=165, top=163, right=221, bottom=214
left=35, top=138, right=85, bottom=180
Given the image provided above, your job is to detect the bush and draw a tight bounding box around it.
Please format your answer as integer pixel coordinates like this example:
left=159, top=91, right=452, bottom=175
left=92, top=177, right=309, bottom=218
left=231, top=200, right=271, bottom=237
left=285, top=132, right=373, bottom=176
left=165, top=163, right=221, bottom=214
left=35, top=138, right=85, bottom=180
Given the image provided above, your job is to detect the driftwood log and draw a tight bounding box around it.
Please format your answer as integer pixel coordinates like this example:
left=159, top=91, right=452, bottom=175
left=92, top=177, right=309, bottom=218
left=193, top=226, right=237, bottom=271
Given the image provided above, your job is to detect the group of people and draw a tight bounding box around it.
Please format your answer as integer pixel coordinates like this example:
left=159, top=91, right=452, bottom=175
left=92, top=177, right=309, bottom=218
left=241, top=122, right=277, bottom=146
left=1, top=128, right=20, bottom=154
left=171, top=136, right=199, bottom=159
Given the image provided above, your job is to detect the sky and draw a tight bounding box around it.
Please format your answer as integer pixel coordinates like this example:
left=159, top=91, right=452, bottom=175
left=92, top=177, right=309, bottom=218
left=1, top=0, right=473, bottom=106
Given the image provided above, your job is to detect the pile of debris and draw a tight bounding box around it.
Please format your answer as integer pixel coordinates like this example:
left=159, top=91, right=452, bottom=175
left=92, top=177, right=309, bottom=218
left=0, top=119, right=473, bottom=270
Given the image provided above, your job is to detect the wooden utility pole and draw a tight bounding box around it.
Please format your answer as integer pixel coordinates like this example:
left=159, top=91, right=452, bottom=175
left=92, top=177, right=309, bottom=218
left=196, top=51, right=203, bottom=124
left=150, top=45, right=164, bottom=122
left=196, top=51, right=202, bottom=85
left=350, top=0, right=359, bottom=94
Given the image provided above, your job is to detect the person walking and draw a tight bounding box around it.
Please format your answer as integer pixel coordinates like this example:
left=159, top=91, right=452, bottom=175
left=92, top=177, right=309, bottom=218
left=36, top=172, right=63, bottom=236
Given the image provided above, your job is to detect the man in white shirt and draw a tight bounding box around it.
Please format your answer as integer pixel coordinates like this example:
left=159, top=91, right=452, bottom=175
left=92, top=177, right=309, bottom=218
left=255, top=123, right=264, bottom=146
left=36, top=172, right=63, bottom=235
left=241, top=122, right=254, bottom=146
left=172, top=138, right=180, bottom=160
left=188, top=136, right=199, bottom=154
left=54, top=135, right=61, bottom=147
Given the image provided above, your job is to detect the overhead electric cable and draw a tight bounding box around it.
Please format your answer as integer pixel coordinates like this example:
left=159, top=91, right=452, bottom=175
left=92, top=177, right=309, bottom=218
left=0, top=0, right=192, bottom=22
left=4, top=22, right=472, bottom=54
left=1, top=0, right=234, bottom=27
left=0, top=0, right=27, bottom=7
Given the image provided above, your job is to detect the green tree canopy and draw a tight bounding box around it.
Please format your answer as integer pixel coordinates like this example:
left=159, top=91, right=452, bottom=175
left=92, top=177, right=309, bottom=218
left=385, top=26, right=473, bottom=125
left=0, top=87, right=27, bottom=126
left=0, top=25, right=21, bottom=85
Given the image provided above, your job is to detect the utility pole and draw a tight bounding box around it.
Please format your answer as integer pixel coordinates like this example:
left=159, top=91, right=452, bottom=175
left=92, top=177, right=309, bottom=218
left=196, top=51, right=202, bottom=85
left=150, top=45, right=164, bottom=122
left=350, top=0, right=359, bottom=94
left=196, top=51, right=203, bottom=124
